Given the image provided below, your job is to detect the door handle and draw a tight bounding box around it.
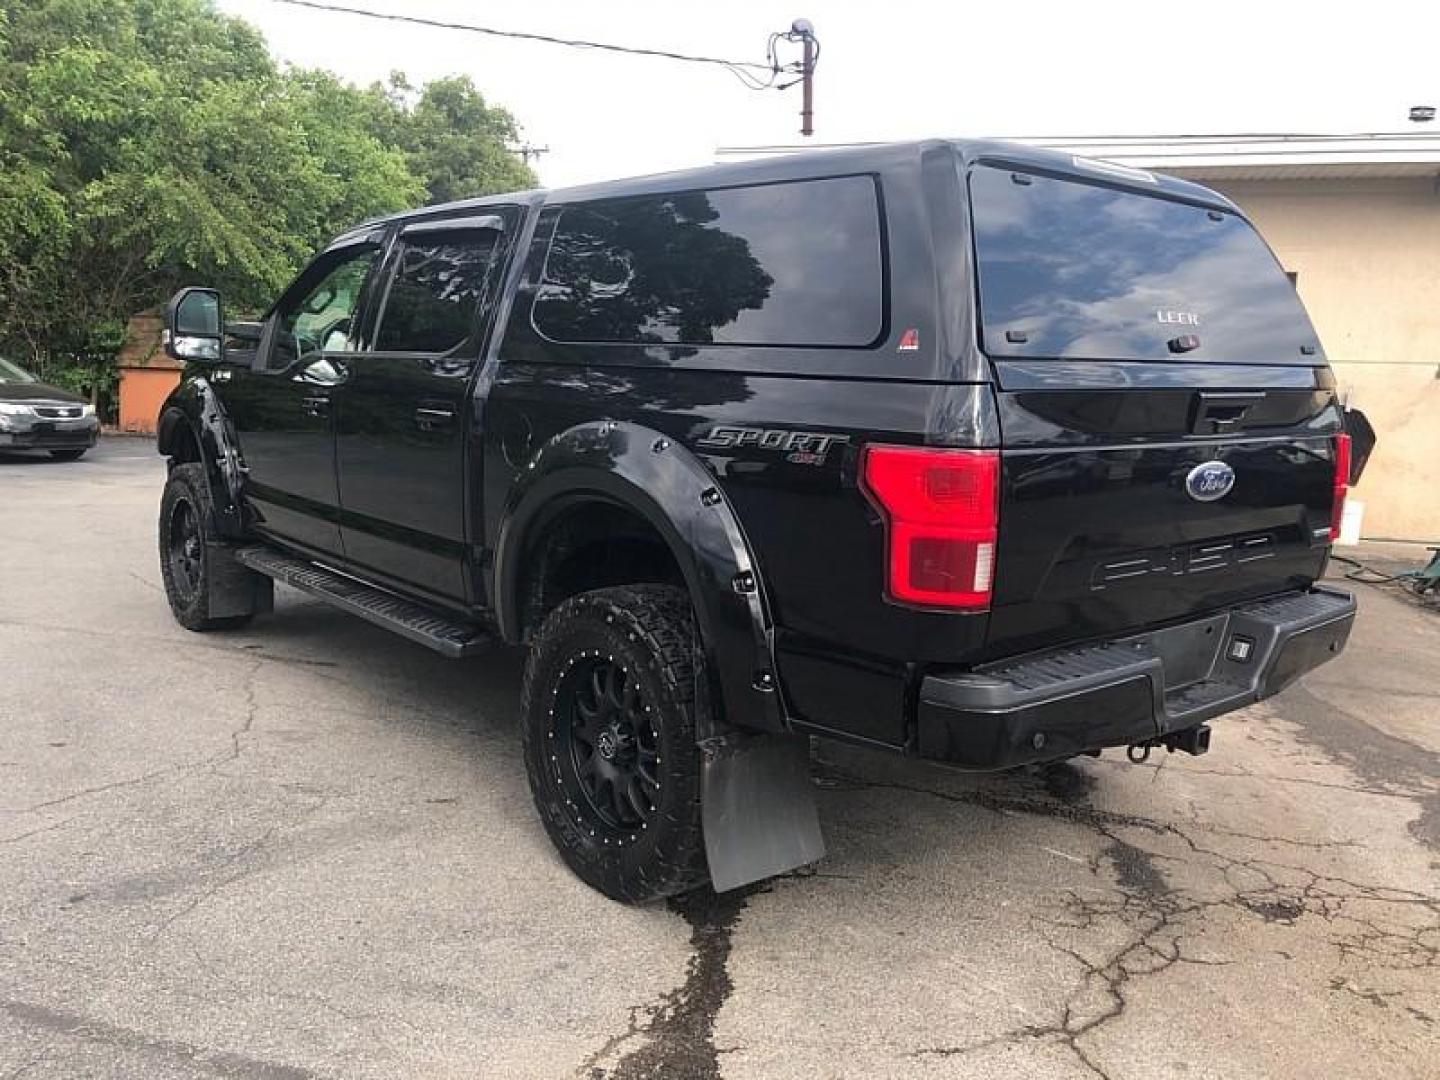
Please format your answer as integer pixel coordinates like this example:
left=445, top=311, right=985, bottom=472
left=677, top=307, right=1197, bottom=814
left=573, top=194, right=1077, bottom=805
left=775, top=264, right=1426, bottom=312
left=414, top=405, right=456, bottom=429
left=1191, top=392, right=1264, bottom=435
left=301, top=395, right=331, bottom=418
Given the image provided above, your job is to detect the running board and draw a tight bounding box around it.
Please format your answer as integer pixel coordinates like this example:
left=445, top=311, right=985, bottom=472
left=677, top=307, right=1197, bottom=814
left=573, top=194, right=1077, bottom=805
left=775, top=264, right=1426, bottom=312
left=235, top=546, right=491, bottom=658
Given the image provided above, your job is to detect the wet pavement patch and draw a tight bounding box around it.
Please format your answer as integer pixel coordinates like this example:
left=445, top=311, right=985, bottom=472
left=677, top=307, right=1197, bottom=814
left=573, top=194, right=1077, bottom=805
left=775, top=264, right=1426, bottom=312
left=1039, top=760, right=1099, bottom=805
left=1105, top=837, right=1169, bottom=899
left=593, top=886, right=754, bottom=1080
left=1243, top=897, right=1306, bottom=924
left=1272, top=684, right=1440, bottom=854
left=1411, top=794, right=1440, bottom=853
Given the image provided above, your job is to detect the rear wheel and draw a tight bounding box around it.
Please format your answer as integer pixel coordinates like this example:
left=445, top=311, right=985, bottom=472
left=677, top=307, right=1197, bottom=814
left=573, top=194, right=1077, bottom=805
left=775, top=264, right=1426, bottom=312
left=48, top=447, right=87, bottom=461
left=522, top=584, right=709, bottom=903
left=158, top=463, right=252, bottom=632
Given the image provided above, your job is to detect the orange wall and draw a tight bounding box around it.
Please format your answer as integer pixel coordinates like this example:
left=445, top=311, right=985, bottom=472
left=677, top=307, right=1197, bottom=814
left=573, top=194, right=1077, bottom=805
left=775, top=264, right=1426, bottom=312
left=117, top=367, right=181, bottom=435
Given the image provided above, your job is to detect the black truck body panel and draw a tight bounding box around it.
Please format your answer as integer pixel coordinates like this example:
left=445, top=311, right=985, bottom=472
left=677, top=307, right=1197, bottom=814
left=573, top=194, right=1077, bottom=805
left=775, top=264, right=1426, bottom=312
left=158, top=137, right=1354, bottom=766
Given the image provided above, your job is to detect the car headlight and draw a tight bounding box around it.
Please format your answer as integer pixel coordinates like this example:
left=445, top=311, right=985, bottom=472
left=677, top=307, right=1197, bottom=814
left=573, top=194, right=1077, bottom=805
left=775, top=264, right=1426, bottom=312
left=81, top=403, right=96, bottom=418
left=0, top=402, right=34, bottom=417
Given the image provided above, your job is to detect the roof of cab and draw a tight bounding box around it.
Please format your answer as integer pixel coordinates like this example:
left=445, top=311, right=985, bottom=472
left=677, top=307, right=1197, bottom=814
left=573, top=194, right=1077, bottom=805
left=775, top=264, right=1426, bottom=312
left=335, top=137, right=1236, bottom=244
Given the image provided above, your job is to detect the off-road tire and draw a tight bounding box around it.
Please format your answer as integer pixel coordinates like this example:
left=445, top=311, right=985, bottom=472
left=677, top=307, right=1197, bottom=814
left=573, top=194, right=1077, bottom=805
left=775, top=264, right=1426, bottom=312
left=522, top=584, right=710, bottom=903
left=158, top=462, right=252, bottom=632
left=48, top=447, right=87, bottom=461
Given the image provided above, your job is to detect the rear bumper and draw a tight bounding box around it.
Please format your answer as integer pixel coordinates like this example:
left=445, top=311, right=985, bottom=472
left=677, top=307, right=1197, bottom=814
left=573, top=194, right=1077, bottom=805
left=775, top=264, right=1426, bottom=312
left=916, top=587, right=1356, bottom=769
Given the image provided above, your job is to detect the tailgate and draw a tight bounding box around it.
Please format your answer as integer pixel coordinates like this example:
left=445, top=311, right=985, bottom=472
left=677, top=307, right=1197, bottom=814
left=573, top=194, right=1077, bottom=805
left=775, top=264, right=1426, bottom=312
left=985, top=365, right=1341, bottom=656
left=967, top=159, right=1342, bottom=657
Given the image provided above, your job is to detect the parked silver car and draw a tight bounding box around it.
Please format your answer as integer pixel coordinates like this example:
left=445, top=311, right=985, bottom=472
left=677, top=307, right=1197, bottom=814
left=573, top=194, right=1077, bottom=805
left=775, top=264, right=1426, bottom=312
left=0, top=357, right=100, bottom=461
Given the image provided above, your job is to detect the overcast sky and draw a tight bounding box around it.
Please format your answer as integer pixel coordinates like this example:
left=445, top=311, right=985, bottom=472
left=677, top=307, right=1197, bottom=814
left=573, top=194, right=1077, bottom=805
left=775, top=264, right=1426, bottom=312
left=216, top=0, right=1438, bottom=189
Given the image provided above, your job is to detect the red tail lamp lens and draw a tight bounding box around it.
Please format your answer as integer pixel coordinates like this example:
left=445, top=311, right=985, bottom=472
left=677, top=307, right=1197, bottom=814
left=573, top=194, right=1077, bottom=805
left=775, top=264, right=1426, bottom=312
left=1330, top=433, right=1351, bottom=542
left=862, top=445, right=1000, bottom=609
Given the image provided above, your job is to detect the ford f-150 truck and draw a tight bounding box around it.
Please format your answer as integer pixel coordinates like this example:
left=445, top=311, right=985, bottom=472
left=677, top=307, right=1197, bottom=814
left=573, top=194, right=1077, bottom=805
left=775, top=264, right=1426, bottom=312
left=154, top=140, right=1359, bottom=902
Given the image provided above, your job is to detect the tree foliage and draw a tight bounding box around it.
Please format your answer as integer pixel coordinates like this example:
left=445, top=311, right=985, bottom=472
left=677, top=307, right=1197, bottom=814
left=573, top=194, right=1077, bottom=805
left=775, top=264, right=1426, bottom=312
left=0, top=0, right=535, bottom=386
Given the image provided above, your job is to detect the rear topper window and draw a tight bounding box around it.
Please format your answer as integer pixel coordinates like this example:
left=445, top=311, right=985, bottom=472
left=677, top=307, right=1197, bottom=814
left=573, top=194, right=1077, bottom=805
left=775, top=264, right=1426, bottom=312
left=532, top=175, right=885, bottom=348
left=969, top=165, right=1321, bottom=363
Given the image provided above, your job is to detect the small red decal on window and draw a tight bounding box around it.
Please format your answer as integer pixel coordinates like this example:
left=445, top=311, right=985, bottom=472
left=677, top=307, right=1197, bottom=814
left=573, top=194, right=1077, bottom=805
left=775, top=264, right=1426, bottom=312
left=898, top=328, right=920, bottom=352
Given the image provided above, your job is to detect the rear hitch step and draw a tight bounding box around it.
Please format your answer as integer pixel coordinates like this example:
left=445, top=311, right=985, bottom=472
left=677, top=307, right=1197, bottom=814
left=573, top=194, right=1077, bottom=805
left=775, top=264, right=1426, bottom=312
left=1126, top=723, right=1212, bottom=764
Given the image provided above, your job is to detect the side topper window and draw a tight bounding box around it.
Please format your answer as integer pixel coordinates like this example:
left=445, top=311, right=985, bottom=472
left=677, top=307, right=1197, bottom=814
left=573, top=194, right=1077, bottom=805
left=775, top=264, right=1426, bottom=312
left=532, top=175, right=885, bottom=348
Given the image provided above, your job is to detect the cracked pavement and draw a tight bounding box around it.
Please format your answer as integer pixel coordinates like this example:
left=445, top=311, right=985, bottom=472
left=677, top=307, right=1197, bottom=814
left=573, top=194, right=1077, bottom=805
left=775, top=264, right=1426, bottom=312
left=2, top=438, right=1437, bottom=1079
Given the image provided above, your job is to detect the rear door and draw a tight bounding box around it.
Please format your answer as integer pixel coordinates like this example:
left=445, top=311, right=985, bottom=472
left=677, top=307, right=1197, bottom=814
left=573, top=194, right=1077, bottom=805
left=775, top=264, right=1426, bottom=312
left=335, top=213, right=511, bottom=601
left=968, top=163, right=1343, bottom=657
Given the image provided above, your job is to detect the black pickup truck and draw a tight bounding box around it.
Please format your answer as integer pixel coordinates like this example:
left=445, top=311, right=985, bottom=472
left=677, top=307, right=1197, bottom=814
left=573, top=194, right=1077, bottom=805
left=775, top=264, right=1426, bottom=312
left=155, top=139, right=1359, bottom=902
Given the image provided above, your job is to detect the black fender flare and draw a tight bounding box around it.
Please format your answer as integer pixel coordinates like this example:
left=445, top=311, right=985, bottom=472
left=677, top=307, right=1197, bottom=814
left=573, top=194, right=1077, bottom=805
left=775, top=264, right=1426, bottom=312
left=156, top=375, right=247, bottom=539
left=492, top=420, right=786, bottom=735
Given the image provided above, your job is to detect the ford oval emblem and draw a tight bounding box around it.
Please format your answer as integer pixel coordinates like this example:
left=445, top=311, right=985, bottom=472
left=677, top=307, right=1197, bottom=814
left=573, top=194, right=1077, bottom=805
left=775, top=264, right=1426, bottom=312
left=1185, top=460, right=1235, bottom=502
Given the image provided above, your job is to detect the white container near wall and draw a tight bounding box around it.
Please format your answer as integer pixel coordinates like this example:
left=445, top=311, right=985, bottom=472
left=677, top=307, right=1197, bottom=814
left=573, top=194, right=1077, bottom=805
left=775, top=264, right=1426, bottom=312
left=1338, top=499, right=1365, bottom=546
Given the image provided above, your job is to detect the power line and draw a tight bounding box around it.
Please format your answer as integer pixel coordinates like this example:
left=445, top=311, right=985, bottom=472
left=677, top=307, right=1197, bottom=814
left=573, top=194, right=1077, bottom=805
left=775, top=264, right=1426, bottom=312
left=263, top=0, right=778, bottom=78
left=260, top=1, right=821, bottom=132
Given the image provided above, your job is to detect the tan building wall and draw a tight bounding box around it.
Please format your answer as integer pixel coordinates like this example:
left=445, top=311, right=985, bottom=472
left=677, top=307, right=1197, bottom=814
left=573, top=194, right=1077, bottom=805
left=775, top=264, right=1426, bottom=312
left=1202, top=176, right=1440, bottom=542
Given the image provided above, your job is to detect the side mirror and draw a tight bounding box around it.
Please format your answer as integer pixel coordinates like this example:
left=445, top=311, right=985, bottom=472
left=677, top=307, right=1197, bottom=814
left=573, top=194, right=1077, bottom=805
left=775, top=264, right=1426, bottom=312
left=163, top=287, right=223, bottom=363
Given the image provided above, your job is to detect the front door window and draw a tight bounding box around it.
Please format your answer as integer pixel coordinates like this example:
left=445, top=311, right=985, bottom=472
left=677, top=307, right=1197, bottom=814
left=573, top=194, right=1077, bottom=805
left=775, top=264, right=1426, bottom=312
left=269, top=247, right=378, bottom=371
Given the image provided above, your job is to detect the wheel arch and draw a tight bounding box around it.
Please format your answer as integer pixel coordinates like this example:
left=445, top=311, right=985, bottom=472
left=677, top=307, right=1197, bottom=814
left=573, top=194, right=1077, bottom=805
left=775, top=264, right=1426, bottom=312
left=156, top=406, right=201, bottom=463
left=493, top=421, right=785, bottom=735
left=156, top=376, right=246, bottom=538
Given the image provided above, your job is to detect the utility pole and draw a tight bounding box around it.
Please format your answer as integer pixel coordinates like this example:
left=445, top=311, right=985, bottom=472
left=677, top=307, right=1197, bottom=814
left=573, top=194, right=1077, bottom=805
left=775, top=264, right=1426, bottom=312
left=511, top=143, right=550, bottom=166
left=792, top=19, right=816, bottom=137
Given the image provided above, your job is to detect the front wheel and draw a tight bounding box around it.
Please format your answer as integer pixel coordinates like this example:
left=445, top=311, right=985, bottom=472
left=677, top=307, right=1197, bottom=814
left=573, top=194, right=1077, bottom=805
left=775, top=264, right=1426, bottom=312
left=158, top=463, right=252, bottom=632
left=521, top=584, right=709, bottom=903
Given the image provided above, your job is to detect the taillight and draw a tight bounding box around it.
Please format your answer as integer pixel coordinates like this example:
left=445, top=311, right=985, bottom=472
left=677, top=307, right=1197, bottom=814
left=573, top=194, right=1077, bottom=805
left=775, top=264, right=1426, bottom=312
left=1330, top=432, right=1351, bottom=542
left=861, top=445, right=1000, bottom=609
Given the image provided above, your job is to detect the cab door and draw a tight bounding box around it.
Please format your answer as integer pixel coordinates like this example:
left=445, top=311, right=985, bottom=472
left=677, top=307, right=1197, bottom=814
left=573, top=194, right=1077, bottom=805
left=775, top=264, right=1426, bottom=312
left=220, top=239, right=383, bottom=558
left=335, top=213, right=512, bottom=601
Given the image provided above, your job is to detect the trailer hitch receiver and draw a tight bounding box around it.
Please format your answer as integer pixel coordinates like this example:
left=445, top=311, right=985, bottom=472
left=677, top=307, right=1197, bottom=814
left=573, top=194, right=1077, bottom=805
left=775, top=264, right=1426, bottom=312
left=1128, top=723, right=1212, bottom=763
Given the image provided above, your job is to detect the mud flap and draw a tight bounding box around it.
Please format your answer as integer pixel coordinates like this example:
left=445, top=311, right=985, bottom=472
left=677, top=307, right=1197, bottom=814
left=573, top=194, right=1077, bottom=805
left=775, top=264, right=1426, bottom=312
left=701, top=733, right=825, bottom=892
left=205, top=541, right=274, bottom=620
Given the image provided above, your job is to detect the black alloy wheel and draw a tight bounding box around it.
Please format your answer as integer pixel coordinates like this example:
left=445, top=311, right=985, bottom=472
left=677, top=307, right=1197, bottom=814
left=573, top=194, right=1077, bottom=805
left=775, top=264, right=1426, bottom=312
left=550, top=654, right=662, bottom=841
left=521, top=584, right=709, bottom=903
left=166, top=497, right=204, bottom=603
left=157, top=462, right=257, bottom=632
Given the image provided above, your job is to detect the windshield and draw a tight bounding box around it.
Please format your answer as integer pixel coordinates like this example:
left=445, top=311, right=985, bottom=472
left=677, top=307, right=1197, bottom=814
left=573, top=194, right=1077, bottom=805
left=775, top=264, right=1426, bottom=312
left=969, top=165, right=1322, bottom=364
left=0, top=357, right=37, bottom=383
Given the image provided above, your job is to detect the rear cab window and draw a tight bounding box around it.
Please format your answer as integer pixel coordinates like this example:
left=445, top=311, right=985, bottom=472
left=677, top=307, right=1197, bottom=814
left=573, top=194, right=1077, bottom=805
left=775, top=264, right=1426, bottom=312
left=533, top=175, right=886, bottom=349
left=374, top=229, right=501, bottom=354
left=968, top=164, right=1321, bottom=363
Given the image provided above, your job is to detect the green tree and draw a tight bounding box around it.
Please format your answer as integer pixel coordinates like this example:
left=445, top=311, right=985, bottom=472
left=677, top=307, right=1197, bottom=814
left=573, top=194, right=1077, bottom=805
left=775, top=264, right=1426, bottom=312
left=383, top=74, right=536, bottom=205
left=0, top=0, right=534, bottom=404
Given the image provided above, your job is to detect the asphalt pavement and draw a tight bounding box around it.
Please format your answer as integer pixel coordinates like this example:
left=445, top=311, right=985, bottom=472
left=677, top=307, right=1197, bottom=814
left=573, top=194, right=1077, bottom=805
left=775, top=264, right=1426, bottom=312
left=1, top=437, right=1436, bottom=1079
